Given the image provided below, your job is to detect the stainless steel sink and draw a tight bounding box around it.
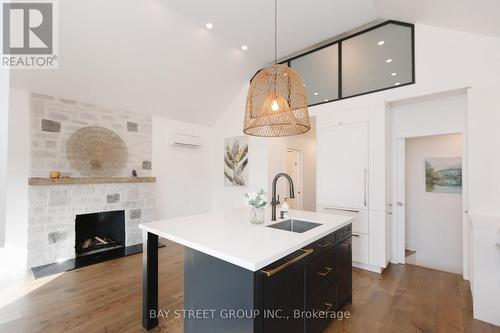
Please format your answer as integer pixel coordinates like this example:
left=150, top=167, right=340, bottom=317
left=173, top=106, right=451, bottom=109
left=267, top=219, right=321, bottom=233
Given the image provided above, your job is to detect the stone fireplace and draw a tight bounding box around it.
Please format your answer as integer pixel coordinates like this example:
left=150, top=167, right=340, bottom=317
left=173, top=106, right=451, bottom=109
left=27, top=93, right=155, bottom=269
left=28, top=181, right=155, bottom=268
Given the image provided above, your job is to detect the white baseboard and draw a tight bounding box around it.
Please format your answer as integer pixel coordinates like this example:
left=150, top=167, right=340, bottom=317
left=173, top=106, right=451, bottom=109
left=352, top=261, right=383, bottom=274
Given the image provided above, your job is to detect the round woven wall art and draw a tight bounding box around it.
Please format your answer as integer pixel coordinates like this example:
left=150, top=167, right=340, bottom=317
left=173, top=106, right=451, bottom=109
left=66, top=126, right=128, bottom=177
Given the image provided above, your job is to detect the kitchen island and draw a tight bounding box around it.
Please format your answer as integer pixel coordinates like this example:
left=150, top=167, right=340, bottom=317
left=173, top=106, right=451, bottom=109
left=139, top=208, right=353, bottom=332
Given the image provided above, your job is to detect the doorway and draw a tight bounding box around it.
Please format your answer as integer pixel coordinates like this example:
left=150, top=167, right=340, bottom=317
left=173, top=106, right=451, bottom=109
left=389, top=89, right=468, bottom=278
left=267, top=117, right=316, bottom=212
left=403, top=134, right=463, bottom=274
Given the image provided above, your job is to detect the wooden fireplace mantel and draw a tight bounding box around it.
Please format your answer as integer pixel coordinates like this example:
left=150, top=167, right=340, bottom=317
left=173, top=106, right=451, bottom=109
left=28, top=176, right=156, bottom=186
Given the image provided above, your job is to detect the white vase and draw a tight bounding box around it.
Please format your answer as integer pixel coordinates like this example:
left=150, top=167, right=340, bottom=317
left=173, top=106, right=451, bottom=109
left=250, top=207, right=265, bottom=224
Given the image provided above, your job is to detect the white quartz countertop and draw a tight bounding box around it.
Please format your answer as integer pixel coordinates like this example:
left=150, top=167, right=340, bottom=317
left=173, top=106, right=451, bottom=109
left=139, top=207, right=354, bottom=271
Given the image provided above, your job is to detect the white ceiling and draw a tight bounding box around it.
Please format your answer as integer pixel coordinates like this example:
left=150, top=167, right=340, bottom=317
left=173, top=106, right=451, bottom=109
left=375, top=0, right=500, bottom=38
left=9, top=0, right=500, bottom=125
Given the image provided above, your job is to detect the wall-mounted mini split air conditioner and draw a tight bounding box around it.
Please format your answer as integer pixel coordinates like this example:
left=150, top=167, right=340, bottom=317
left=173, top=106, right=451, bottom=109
left=169, top=133, right=202, bottom=148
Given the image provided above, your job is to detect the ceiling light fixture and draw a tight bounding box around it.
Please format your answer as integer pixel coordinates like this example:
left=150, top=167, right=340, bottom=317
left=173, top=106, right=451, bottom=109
left=243, top=0, right=310, bottom=137
left=391, top=72, right=397, bottom=76
left=394, top=82, right=401, bottom=86
left=241, top=45, right=248, bottom=51
left=324, top=99, right=329, bottom=102
left=205, top=23, right=213, bottom=29
left=314, top=92, right=319, bottom=96
left=377, top=40, right=385, bottom=46
left=386, top=58, right=393, bottom=63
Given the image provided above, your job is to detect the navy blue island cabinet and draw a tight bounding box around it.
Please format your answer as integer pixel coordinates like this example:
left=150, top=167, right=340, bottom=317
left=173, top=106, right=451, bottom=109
left=142, top=224, right=352, bottom=333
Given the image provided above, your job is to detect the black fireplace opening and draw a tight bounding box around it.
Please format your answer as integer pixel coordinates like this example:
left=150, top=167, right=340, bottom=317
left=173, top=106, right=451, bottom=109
left=75, top=210, right=126, bottom=257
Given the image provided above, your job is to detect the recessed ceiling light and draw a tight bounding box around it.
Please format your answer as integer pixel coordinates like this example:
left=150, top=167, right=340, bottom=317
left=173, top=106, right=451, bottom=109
left=394, top=82, right=401, bottom=86
left=314, top=92, right=319, bottom=96
left=303, top=83, right=306, bottom=87
left=391, top=72, right=397, bottom=76
left=241, top=45, right=248, bottom=51
left=205, top=23, right=213, bottom=29
left=386, top=58, right=393, bottom=63
left=324, top=99, right=329, bottom=102
left=378, top=40, right=385, bottom=46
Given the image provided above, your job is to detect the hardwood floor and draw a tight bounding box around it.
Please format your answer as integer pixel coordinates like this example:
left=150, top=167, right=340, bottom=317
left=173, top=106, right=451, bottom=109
left=0, top=241, right=498, bottom=333
left=405, top=249, right=416, bottom=257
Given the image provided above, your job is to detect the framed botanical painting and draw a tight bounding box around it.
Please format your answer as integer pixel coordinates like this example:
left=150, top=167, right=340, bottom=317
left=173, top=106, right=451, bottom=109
left=224, top=136, right=248, bottom=186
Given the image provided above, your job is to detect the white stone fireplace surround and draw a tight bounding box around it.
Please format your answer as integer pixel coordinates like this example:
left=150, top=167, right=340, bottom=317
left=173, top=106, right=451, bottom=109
left=27, top=92, right=155, bottom=268
left=28, top=182, right=154, bottom=268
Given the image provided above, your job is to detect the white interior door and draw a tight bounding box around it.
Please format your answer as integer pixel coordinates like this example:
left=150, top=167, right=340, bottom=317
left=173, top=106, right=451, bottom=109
left=285, top=149, right=302, bottom=209
left=393, top=138, right=406, bottom=264
left=317, top=122, right=369, bottom=209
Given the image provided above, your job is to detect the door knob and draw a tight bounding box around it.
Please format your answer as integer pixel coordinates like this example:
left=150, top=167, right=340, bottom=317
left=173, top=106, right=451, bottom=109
left=397, top=202, right=403, bottom=207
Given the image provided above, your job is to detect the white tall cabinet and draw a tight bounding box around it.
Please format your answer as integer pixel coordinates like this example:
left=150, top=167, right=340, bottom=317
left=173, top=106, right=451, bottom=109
left=317, top=122, right=368, bottom=210
left=316, top=110, right=388, bottom=273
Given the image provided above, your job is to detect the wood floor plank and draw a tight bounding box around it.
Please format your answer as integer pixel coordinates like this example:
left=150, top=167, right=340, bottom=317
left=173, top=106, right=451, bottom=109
left=410, top=264, right=439, bottom=332
left=437, top=271, right=465, bottom=333
left=0, top=241, right=497, bottom=333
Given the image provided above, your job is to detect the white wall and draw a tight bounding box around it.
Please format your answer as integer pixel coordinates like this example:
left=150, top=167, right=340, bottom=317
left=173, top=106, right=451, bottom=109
left=470, top=215, right=500, bottom=326
left=302, top=22, right=500, bottom=283
left=467, top=82, right=500, bottom=216
left=152, top=116, right=212, bottom=219
left=4, top=90, right=30, bottom=256
left=4, top=90, right=216, bottom=250
left=206, top=24, right=500, bottom=220
left=268, top=118, right=316, bottom=211
left=308, top=24, right=497, bottom=233
left=0, top=70, right=9, bottom=247
left=405, top=134, right=463, bottom=274
left=391, top=91, right=467, bottom=138
left=210, top=84, right=269, bottom=211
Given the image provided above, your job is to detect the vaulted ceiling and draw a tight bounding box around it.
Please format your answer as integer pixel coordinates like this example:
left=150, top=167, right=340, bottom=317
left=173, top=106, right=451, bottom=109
left=9, top=0, right=500, bottom=125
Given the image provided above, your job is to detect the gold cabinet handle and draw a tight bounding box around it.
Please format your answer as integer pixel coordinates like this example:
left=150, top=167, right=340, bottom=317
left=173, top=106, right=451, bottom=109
left=317, top=266, right=332, bottom=277
left=319, top=240, right=333, bottom=248
left=324, top=302, right=333, bottom=312
left=261, top=248, right=314, bottom=277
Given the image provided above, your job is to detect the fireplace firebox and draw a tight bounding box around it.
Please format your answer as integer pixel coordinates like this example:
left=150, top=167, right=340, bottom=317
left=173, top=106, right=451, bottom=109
left=75, top=210, right=125, bottom=257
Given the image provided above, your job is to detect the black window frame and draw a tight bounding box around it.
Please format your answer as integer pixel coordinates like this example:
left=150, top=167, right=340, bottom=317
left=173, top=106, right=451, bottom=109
left=282, top=20, right=415, bottom=107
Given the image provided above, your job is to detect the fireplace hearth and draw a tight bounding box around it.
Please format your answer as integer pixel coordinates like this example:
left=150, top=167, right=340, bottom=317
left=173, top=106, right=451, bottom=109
left=32, top=208, right=163, bottom=279
left=75, top=210, right=125, bottom=257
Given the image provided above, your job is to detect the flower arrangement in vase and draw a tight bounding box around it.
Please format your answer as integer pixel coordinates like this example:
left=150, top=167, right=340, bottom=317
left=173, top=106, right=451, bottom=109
left=244, top=189, right=268, bottom=224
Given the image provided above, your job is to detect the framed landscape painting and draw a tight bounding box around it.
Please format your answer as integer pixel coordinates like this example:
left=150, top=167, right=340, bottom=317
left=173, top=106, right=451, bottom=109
left=425, top=157, right=462, bottom=193
left=224, top=136, right=248, bottom=187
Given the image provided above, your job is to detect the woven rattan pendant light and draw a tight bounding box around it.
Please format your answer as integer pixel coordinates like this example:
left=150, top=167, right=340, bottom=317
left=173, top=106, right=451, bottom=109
left=243, top=0, right=310, bottom=137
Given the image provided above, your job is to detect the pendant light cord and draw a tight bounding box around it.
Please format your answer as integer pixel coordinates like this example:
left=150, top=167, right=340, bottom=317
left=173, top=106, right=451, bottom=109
left=274, top=0, right=277, bottom=64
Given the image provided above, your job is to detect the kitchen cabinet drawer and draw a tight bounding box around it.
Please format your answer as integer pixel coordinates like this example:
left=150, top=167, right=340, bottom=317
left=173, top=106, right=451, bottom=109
left=259, top=249, right=309, bottom=333
left=340, top=224, right=352, bottom=240
left=309, top=282, right=337, bottom=333
left=352, top=233, right=369, bottom=264
left=317, top=206, right=369, bottom=234
left=310, top=247, right=336, bottom=293
left=337, top=238, right=352, bottom=306
left=309, top=232, right=338, bottom=258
